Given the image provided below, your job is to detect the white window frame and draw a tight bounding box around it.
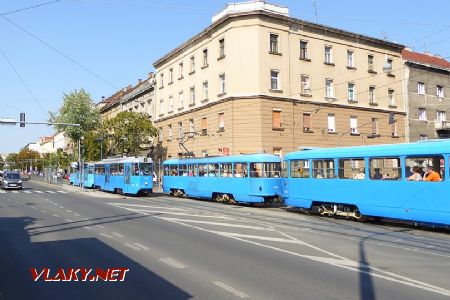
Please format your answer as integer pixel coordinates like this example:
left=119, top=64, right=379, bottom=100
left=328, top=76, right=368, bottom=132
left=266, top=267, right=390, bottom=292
left=350, top=116, right=358, bottom=134
left=300, top=40, right=308, bottom=59
left=368, top=55, right=374, bottom=71
left=160, top=73, right=164, bottom=87
left=190, top=86, right=196, bottom=105
left=271, top=70, right=280, bottom=90
left=270, top=33, right=279, bottom=53
left=190, top=56, right=195, bottom=73
left=417, top=82, right=425, bottom=95
left=169, top=68, right=173, bottom=84
left=178, top=91, right=184, bottom=109
left=347, top=50, right=354, bottom=67
left=348, top=83, right=356, bottom=101
left=189, top=119, right=195, bottom=136
left=369, top=86, right=376, bottom=104
left=219, top=73, right=226, bottom=94
left=324, top=46, right=333, bottom=64
left=218, top=112, right=225, bottom=130
left=159, top=99, right=164, bottom=115
left=178, top=122, right=183, bottom=139
left=327, top=114, right=335, bottom=132
left=388, top=89, right=395, bottom=106
left=219, top=38, right=225, bottom=58
left=437, top=111, right=446, bottom=122
left=418, top=108, right=427, bottom=121
left=437, top=85, right=444, bottom=98
left=203, top=81, right=209, bottom=100
left=179, top=62, right=184, bottom=79
left=203, top=49, right=208, bottom=67
left=168, top=96, right=174, bottom=112
left=325, top=79, right=334, bottom=98
left=168, top=124, right=172, bottom=140
left=301, top=75, right=310, bottom=94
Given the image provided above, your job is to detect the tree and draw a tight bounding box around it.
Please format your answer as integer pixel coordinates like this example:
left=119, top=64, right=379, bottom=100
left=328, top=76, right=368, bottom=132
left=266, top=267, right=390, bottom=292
left=49, top=89, right=100, bottom=144
left=106, top=111, right=158, bottom=156
left=17, top=147, right=41, bottom=172
left=5, top=153, right=18, bottom=170
left=83, top=129, right=109, bottom=161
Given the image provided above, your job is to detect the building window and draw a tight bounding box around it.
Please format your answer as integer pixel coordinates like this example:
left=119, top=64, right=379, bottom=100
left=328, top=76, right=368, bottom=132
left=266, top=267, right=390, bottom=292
left=160, top=73, right=164, bottom=87
left=386, top=58, right=393, bottom=75
left=347, top=50, right=354, bottom=68
left=270, top=34, right=279, bottom=54
left=437, top=111, right=446, bottom=122
left=368, top=55, right=374, bottom=72
left=301, top=75, right=310, bottom=94
left=190, top=87, right=195, bottom=106
left=201, top=117, right=208, bottom=135
left=190, top=56, right=195, bottom=73
left=418, top=108, right=427, bottom=121
left=300, top=40, right=308, bottom=59
left=203, top=49, right=208, bottom=67
left=189, top=119, right=195, bottom=137
left=271, top=70, right=280, bottom=90
left=159, top=99, right=164, bottom=115
left=325, top=79, right=334, bottom=98
left=388, top=89, right=395, bottom=106
left=158, top=127, right=163, bottom=142
left=179, top=62, right=184, bottom=79
left=178, top=91, right=184, bottom=109
left=418, top=82, right=425, bottom=95
left=218, top=112, right=225, bottom=130
left=219, top=38, right=225, bottom=59
left=303, top=113, right=311, bottom=131
left=327, top=114, right=335, bottom=132
left=168, top=124, right=173, bottom=140
left=420, top=134, right=428, bottom=141
left=202, top=81, right=208, bottom=101
left=348, top=83, right=356, bottom=101
left=219, top=73, right=226, bottom=94
left=350, top=116, right=358, bottom=134
left=272, top=109, right=281, bottom=129
left=437, top=85, right=444, bottom=98
left=178, top=122, right=183, bottom=139
left=169, top=68, right=173, bottom=84
left=369, top=86, right=376, bottom=104
left=391, top=122, right=398, bottom=137
left=371, top=118, right=378, bottom=134
left=324, top=46, right=333, bottom=64
left=168, top=96, right=174, bottom=112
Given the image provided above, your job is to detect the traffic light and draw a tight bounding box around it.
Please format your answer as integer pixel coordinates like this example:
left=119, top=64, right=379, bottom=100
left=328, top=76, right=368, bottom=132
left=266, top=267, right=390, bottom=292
left=20, top=112, right=25, bottom=127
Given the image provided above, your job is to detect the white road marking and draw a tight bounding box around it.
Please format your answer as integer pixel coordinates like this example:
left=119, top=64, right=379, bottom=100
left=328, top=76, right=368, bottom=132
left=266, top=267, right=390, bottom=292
left=12, top=191, right=19, bottom=194
left=83, top=226, right=92, bottom=230
left=159, top=258, right=186, bottom=269
left=124, top=243, right=141, bottom=251
left=132, top=243, right=150, bottom=250
left=31, top=207, right=37, bottom=210
left=0, top=190, right=6, bottom=193
left=213, top=281, right=249, bottom=298
left=34, top=191, right=44, bottom=194
left=53, top=214, right=60, bottom=218
left=23, top=190, right=32, bottom=194
left=57, top=191, right=67, bottom=194
left=109, top=204, right=232, bottom=219
left=65, top=219, right=73, bottom=222
left=109, top=203, right=188, bottom=211
left=96, top=225, right=105, bottom=229
left=46, top=191, right=56, bottom=194
left=73, top=213, right=80, bottom=217
left=99, top=232, right=114, bottom=239
left=160, top=217, right=450, bottom=297
left=40, top=210, right=47, bottom=213
left=66, top=210, right=73, bottom=213
left=210, top=231, right=302, bottom=244
left=160, top=217, right=273, bottom=231
left=112, top=232, right=124, bottom=238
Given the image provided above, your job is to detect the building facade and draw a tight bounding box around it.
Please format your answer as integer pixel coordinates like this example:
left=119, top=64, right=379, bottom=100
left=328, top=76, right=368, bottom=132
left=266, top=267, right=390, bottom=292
left=402, top=49, right=450, bottom=141
left=153, top=1, right=406, bottom=158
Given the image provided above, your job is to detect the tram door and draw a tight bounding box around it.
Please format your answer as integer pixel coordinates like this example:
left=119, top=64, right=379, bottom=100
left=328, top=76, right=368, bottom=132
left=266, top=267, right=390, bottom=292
left=124, top=164, right=131, bottom=193
left=105, top=165, right=110, bottom=184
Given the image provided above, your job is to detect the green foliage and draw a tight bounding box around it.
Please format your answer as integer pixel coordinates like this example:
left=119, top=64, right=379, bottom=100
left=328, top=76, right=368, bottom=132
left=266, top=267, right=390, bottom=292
left=49, top=89, right=100, bottom=142
left=83, top=130, right=109, bottom=161
left=5, top=153, right=19, bottom=169
left=106, top=111, right=158, bottom=156
left=17, top=147, right=40, bottom=161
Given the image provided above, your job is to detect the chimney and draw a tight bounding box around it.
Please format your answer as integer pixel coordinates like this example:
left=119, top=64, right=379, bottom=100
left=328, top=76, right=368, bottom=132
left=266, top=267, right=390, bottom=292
left=127, top=84, right=132, bottom=91
left=138, top=79, right=142, bottom=84
left=101, top=96, right=105, bottom=101
left=148, top=72, right=153, bottom=78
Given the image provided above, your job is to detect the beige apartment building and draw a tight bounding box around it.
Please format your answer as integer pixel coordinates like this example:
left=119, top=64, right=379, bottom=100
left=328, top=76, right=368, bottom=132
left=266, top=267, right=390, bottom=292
left=153, top=1, right=406, bottom=158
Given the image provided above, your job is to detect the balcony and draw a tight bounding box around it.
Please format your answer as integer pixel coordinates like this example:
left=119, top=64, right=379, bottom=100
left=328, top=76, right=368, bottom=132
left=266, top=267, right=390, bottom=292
left=434, top=121, right=450, bottom=129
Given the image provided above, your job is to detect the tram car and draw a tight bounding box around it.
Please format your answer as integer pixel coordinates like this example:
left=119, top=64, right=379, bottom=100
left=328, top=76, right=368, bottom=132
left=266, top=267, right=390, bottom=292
left=83, top=163, right=96, bottom=188
left=163, top=154, right=283, bottom=205
left=94, top=157, right=154, bottom=195
left=282, top=140, right=450, bottom=226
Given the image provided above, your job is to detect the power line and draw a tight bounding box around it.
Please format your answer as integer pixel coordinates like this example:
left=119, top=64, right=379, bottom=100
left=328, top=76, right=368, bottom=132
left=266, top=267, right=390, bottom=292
left=0, top=14, right=118, bottom=90
left=0, top=0, right=64, bottom=16
left=0, top=47, right=48, bottom=117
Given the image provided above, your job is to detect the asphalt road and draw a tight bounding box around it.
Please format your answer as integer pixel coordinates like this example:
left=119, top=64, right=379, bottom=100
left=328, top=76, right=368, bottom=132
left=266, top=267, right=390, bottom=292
left=0, top=181, right=449, bottom=300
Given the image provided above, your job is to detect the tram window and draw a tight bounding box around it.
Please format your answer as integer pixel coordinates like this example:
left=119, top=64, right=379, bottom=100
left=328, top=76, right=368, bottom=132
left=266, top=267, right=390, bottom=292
left=219, top=163, right=232, bottom=177
left=250, top=163, right=263, bottom=177
left=233, top=163, right=248, bottom=178
left=164, top=165, right=170, bottom=176
left=95, top=165, right=104, bottom=175
left=208, top=164, right=219, bottom=176
left=187, top=164, right=196, bottom=176
left=265, top=162, right=281, bottom=177
left=198, top=164, right=207, bottom=177
left=405, top=156, right=444, bottom=181
left=110, top=164, right=119, bottom=175
left=118, top=164, right=124, bottom=175
left=312, top=159, right=335, bottom=179
left=282, top=161, right=288, bottom=178
left=338, top=158, right=365, bottom=179
left=179, top=164, right=188, bottom=176
left=369, top=157, right=401, bottom=180
left=170, top=165, right=179, bottom=176
left=139, top=163, right=152, bottom=176
left=290, top=160, right=310, bottom=178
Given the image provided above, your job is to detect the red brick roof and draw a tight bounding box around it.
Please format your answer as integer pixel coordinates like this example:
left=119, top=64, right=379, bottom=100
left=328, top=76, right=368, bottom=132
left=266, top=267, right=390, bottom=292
left=402, top=49, right=450, bottom=70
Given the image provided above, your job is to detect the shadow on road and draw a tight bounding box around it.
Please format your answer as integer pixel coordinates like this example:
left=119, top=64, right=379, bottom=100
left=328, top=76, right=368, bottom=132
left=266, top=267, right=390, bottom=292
left=0, top=216, right=192, bottom=299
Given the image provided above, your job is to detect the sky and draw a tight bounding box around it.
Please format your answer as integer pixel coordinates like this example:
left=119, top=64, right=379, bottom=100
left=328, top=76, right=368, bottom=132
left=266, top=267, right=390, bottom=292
left=0, top=0, right=449, bottom=153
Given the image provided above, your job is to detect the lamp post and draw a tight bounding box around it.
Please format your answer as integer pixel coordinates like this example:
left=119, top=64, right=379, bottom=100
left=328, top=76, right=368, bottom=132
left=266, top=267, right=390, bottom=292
left=95, top=136, right=104, bottom=160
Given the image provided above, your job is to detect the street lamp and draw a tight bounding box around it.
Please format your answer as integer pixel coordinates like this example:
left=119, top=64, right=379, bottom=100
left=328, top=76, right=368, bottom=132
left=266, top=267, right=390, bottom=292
left=95, top=136, right=105, bottom=160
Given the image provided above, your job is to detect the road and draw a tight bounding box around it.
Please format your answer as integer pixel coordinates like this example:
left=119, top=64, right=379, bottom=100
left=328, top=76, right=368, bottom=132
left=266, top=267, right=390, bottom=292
left=0, top=180, right=449, bottom=299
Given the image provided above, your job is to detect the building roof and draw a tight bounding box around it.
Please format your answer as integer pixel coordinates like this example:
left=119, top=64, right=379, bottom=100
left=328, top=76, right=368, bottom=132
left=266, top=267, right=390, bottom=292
left=402, top=49, right=450, bottom=70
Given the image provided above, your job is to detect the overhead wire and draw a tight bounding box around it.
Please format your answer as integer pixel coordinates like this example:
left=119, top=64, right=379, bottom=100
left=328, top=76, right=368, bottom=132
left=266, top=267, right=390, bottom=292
left=0, top=0, right=64, bottom=16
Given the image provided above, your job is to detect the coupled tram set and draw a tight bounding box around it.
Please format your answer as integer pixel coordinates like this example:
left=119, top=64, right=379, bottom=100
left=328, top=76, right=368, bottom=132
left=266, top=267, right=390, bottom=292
left=70, top=139, right=450, bottom=227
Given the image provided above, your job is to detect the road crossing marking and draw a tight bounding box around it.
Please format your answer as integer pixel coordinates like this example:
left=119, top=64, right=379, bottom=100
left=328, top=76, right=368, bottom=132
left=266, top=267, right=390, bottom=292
left=12, top=191, right=19, bottom=194
left=158, top=258, right=186, bottom=269
left=131, top=243, right=150, bottom=250
left=46, top=191, right=56, bottom=194
left=23, top=190, right=32, bottom=194
left=0, top=190, right=6, bottom=193
left=57, top=191, right=67, bottom=194
left=99, top=232, right=114, bottom=239
left=35, top=191, right=44, bottom=194
left=124, top=243, right=142, bottom=251
left=159, top=217, right=274, bottom=231
left=73, top=213, right=80, bottom=217
left=53, top=214, right=60, bottom=218
left=213, top=281, right=249, bottom=298
left=112, top=232, right=124, bottom=238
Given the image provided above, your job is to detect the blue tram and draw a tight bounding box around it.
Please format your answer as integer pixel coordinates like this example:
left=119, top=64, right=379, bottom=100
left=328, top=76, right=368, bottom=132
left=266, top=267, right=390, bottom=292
left=282, top=140, right=450, bottom=226
left=163, top=154, right=283, bottom=205
left=94, top=157, right=154, bottom=195
left=69, top=172, right=80, bottom=186
left=83, top=163, right=96, bottom=188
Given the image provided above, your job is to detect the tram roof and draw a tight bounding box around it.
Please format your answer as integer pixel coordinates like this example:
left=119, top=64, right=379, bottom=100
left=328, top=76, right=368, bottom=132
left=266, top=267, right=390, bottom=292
left=163, top=154, right=281, bottom=165
left=96, top=156, right=153, bottom=164
left=284, top=139, right=450, bottom=160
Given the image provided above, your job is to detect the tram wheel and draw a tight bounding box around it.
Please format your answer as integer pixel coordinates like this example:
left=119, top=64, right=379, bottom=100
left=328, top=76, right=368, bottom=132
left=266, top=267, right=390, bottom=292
left=264, top=198, right=273, bottom=207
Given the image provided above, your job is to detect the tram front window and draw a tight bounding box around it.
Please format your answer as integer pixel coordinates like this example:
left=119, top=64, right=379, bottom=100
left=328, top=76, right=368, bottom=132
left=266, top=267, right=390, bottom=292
left=139, top=163, right=152, bottom=176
